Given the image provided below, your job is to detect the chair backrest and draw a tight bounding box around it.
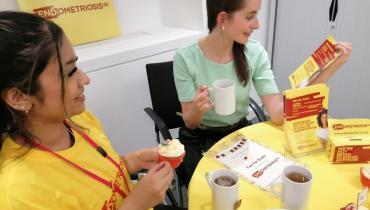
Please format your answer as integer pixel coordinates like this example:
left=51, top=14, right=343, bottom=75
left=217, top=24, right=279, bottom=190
left=146, top=62, right=187, bottom=207
left=145, top=61, right=184, bottom=131
left=145, top=61, right=267, bottom=132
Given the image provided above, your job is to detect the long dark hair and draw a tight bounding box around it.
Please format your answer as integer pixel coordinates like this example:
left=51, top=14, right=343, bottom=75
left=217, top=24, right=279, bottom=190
left=207, top=0, right=249, bottom=86
left=0, top=11, right=65, bottom=150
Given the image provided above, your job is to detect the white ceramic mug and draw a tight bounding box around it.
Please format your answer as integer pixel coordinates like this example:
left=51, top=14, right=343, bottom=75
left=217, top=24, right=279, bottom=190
left=271, top=165, right=313, bottom=210
left=206, top=169, right=239, bottom=210
left=209, top=79, right=236, bottom=115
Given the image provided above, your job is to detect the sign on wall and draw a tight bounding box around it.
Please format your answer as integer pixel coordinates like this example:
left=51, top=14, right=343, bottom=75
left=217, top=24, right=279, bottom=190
left=17, top=0, right=121, bottom=45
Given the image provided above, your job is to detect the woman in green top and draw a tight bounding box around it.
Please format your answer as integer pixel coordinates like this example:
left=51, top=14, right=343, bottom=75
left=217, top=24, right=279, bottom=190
left=173, top=0, right=352, bottom=186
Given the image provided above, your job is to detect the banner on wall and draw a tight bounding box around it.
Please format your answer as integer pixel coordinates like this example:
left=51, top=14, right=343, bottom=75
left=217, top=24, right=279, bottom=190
left=17, top=0, right=121, bottom=45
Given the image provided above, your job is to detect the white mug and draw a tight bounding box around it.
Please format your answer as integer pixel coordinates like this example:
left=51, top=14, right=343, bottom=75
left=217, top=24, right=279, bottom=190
left=209, top=79, right=236, bottom=115
left=206, top=169, right=239, bottom=210
left=271, top=165, right=313, bottom=210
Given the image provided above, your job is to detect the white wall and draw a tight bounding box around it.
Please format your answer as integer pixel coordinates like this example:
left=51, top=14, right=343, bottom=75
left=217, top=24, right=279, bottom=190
left=0, top=0, right=18, bottom=10
left=84, top=50, right=177, bottom=153
left=272, top=0, right=370, bottom=118
left=251, top=0, right=272, bottom=50
left=160, top=0, right=206, bottom=31
left=249, top=0, right=274, bottom=103
left=114, top=0, right=162, bottom=33
left=0, top=0, right=271, bottom=51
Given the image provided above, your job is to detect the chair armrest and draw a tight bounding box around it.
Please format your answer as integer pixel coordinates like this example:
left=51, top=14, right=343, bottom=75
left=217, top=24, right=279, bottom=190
left=249, top=97, right=268, bottom=122
left=130, top=169, right=148, bottom=181
left=144, top=107, right=172, bottom=140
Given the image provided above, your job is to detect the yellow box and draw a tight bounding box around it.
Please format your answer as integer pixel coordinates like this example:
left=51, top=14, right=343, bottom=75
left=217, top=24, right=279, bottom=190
left=327, top=119, right=370, bottom=164
left=17, top=0, right=120, bottom=45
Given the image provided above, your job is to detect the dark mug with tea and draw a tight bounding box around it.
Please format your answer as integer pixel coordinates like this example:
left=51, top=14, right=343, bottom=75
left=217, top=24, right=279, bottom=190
left=271, top=165, right=313, bottom=210
left=206, top=169, right=240, bottom=210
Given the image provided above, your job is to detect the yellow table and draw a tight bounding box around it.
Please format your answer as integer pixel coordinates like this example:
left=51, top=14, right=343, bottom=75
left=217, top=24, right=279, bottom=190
left=188, top=122, right=369, bottom=210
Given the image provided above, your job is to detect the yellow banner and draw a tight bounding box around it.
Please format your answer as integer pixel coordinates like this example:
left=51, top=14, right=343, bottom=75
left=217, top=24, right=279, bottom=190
left=17, top=0, right=120, bottom=45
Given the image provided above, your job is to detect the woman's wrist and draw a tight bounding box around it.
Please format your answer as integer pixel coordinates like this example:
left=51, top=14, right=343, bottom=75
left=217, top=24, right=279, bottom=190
left=121, top=152, right=139, bottom=174
left=184, top=103, right=204, bottom=128
left=119, top=194, right=145, bottom=210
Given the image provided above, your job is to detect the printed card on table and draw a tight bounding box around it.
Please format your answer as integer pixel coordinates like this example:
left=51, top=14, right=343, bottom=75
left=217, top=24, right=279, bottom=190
left=206, top=136, right=295, bottom=190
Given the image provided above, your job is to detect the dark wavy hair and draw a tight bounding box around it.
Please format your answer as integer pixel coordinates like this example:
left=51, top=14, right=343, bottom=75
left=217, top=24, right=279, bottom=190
left=317, top=108, right=328, bottom=128
left=0, top=11, right=66, bottom=150
left=206, top=0, right=250, bottom=86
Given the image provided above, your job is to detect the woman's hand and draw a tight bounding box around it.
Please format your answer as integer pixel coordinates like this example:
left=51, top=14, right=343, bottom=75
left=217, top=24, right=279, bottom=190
left=193, top=85, right=213, bottom=113
left=310, top=41, right=352, bottom=85
left=122, top=148, right=158, bottom=174
left=180, top=85, right=213, bottom=129
left=334, top=41, right=352, bottom=65
left=119, top=162, right=174, bottom=210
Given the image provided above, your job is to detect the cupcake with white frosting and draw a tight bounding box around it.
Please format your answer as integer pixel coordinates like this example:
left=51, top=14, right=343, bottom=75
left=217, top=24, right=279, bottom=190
left=158, top=139, right=185, bottom=168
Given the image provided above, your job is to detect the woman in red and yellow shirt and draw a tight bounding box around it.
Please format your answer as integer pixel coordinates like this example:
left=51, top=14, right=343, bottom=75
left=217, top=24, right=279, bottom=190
left=0, top=11, right=183, bottom=210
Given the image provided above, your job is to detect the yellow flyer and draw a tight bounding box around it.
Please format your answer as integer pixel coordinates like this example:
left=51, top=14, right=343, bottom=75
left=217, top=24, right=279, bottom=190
left=17, top=0, right=120, bottom=45
left=283, top=84, right=329, bottom=157
left=289, top=36, right=339, bottom=88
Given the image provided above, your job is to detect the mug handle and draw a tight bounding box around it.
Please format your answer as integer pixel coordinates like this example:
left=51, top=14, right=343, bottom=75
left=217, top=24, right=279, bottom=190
left=270, top=180, right=282, bottom=198
left=205, top=171, right=214, bottom=188
left=207, top=87, right=215, bottom=106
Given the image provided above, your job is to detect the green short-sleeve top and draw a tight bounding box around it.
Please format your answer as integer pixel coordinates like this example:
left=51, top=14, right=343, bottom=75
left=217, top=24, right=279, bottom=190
left=174, top=39, right=279, bottom=127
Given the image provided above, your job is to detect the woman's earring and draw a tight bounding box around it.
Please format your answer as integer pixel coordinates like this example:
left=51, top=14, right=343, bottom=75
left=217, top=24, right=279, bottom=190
left=221, top=26, right=225, bottom=31
left=25, top=109, right=29, bottom=114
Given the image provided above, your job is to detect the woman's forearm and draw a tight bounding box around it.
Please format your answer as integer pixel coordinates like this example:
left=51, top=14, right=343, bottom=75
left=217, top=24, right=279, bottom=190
left=261, top=94, right=284, bottom=125
left=310, top=60, right=343, bottom=85
left=118, top=194, right=146, bottom=210
left=311, top=41, right=351, bottom=85
left=183, top=104, right=205, bottom=129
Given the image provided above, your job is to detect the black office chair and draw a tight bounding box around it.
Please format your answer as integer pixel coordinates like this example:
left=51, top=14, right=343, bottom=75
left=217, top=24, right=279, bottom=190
left=144, top=61, right=268, bottom=207
left=144, top=61, right=185, bottom=207
left=145, top=61, right=184, bottom=144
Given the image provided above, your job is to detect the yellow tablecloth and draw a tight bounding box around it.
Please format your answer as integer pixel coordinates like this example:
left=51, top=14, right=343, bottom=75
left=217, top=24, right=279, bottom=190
left=188, top=122, right=369, bottom=210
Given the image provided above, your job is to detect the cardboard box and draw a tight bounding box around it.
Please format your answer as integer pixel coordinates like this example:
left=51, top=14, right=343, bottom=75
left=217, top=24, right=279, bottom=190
left=327, top=119, right=370, bottom=164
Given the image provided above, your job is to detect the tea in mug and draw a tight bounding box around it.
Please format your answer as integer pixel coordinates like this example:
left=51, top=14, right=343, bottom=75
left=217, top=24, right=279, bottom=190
left=286, top=172, right=310, bottom=183
left=214, top=176, right=236, bottom=187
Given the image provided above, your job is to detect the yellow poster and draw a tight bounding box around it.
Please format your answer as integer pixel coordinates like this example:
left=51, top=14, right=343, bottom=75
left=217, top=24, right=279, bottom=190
left=17, top=0, right=120, bottom=45
left=283, top=84, right=329, bottom=157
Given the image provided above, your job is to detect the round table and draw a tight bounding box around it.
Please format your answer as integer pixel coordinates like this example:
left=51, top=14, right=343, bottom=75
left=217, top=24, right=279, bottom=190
left=188, top=122, right=369, bottom=210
